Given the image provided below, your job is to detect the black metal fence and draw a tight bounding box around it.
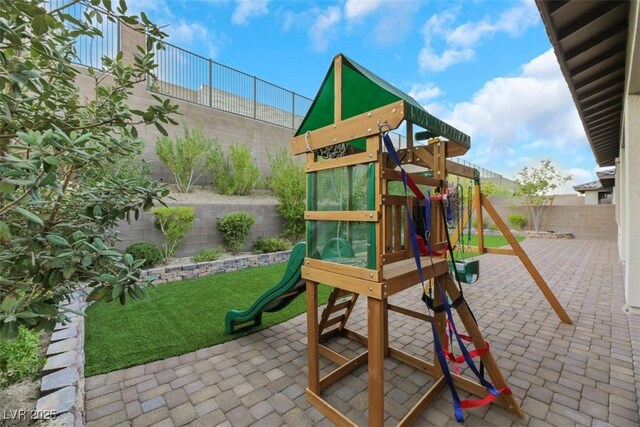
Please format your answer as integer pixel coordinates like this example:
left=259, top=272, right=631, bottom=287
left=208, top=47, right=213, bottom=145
left=47, top=0, right=119, bottom=69
left=149, top=40, right=312, bottom=130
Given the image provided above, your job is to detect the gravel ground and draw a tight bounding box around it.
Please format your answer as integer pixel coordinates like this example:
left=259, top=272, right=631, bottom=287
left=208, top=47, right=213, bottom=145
left=162, top=185, right=278, bottom=205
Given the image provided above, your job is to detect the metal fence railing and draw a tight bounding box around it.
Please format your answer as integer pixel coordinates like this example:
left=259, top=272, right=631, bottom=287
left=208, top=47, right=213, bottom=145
left=150, top=40, right=312, bottom=130
left=47, top=0, right=119, bottom=69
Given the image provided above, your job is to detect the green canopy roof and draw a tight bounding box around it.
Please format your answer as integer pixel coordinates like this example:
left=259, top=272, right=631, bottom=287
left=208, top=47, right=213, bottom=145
left=295, top=54, right=470, bottom=151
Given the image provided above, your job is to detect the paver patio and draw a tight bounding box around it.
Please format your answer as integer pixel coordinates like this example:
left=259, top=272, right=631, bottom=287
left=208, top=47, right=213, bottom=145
left=85, top=238, right=640, bottom=426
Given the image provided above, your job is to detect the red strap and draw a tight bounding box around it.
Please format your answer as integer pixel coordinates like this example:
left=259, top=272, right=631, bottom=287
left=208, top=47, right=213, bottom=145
left=460, top=388, right=512, bottom=409
left=405, top=173, right=425, bottom=200
left=443, top=320, right=491, bottom=364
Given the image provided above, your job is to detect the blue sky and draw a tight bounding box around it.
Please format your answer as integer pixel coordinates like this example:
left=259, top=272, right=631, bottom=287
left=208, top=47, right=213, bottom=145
left=127, top=0, right=600, bottom=192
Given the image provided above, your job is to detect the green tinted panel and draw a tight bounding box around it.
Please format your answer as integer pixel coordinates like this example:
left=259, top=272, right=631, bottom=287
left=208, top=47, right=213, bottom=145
left=312, top=164, right=371, bottom=211
left=308, top=221, right=374, bottom=269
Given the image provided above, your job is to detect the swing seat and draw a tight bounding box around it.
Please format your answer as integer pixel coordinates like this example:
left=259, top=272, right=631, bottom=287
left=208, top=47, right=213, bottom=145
left=449, top=260, right=480, bottom=284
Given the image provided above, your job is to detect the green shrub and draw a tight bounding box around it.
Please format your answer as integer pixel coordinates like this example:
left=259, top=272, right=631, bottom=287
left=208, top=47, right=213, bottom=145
left=488, top=223, right=499, bottom=231
left=151, top=206, right=196, bottom=259
left=508, top=213, right=527, bottom=230
left=209, top=143, right=261, bottom=195
left=0, top=327, right=44, bottom=387
left=193, top=247, right=223, bottom=263
left=254, top=237, right=291, bottom=254
left=156, top=125, right=213, bottom=194
left=125, top=243, right=164, bottom=268
left=267, top=149, right=306, bottom=240
left=218, top=212, right=255, bottom=255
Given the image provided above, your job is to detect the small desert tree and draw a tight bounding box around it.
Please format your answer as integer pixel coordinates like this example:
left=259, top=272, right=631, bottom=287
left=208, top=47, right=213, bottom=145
left=156, top=125, right=213, bottom=194
left=0, top=0, right=178, bottom=339
left=515, top=159, right=571, bottom=232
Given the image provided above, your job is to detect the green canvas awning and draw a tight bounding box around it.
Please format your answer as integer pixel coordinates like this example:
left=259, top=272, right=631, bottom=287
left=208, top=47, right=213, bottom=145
left=295, top=54, right=470, bottom=153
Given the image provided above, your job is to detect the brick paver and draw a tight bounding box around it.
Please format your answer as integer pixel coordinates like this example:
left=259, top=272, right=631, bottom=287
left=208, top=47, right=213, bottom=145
left=86, top=239, right=640, bottom=426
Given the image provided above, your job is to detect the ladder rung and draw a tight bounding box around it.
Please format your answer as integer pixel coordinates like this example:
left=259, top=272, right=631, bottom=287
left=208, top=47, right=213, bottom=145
left=324, top=315, right=345, bottom=328
left=329, top=300, right=352, bottom=313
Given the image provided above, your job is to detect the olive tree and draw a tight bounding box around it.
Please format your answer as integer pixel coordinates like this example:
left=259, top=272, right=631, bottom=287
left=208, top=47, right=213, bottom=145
left=0, top=0, right=178, bottom=340
left=515, top=159, right=571, bottom=232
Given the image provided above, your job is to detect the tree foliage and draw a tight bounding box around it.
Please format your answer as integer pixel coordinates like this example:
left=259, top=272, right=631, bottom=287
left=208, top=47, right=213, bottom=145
left=515, top=159, right=571, bottom=232
left=267, top=149, right=305, bottom=240
left=151, top=206, right=195, bottom=259
left=210, top=143, right=261, bottom=196
left=0, top=0, right=178, bottom=340
left=218, top=211, right=254, bottom=255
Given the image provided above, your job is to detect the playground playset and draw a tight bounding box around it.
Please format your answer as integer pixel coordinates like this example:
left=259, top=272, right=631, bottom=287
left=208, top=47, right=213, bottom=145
left=227, top=54, right=571, bottom=426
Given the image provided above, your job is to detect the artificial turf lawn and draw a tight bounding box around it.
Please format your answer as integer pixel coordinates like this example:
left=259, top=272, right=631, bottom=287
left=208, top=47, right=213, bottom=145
left=84, top=263, right=332, bottom=376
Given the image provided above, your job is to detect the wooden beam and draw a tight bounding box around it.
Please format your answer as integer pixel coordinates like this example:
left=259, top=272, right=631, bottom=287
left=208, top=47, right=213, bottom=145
left=381, top=168, right=443, bottom=187
left=480, top=194, right=573, bottom=324
left=306, top=389, right=357, bottom=427
left=388, top=348, right=434, bottom=375
left=304, top=210, right=379, bottom=222
left=387, top=304, right=432, bottom=322
left=306, top=151, right=378, bottom=173
left=291, top=101, right=405, bottom=155
left=302, top=267, right=383, bottom=298
left=306, top=281, right=320, bottom=394
left=334, top=55, right=342, bottom=123
left=410, top=146, right=476, bottom=179
left=368, top=297, right=385, bottom=426
left=398, top=377, right=445, bottom=426
left=320, top=351, right=369, bottom=390
left=475, top=185, right=485, bottom=254
left=318, top=344, right=350, bottom=366
left=305, top=258, right=379, bottom=282
left=467, top=246, right=516, bottom=255
left=406, top=122, right=414, bottom=150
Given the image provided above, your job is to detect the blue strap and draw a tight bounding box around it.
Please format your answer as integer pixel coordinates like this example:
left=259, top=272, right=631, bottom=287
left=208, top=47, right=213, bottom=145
left=383, top=133, right=463, bottom=421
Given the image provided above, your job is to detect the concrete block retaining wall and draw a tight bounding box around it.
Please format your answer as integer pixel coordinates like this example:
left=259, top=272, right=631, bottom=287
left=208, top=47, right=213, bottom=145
left=116, top=202, right=284, bottom=257
left=141, top=250, right=293, bottom=284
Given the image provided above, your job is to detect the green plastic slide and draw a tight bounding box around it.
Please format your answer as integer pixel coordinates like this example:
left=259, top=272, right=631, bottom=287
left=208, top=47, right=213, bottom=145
left=224, top=242, right=306, bottom=335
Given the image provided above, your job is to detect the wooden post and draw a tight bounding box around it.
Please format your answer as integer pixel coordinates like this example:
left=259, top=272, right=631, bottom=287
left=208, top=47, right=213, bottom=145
left=474, top=184, right=485, bottom=254
left=367, top=297, right=385, bottom=426
left=306, top=280, right=320, bottom=393
left=481, top=194, right=573, bottom=324
left=334, top=56, right=342, bottom=123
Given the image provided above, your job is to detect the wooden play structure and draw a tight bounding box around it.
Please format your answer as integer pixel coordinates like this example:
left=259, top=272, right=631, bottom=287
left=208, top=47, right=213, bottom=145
left=289, top=54, right=571, bottom=426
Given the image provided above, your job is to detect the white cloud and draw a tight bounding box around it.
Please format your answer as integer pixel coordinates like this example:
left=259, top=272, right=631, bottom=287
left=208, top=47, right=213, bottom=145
left=232, top=0, right=270, bottom=26
left=418, top=48, right=475, bottom=72
left=419, top=0, right=540, bottom=72
left=345, top=0, right=383, bottom=20
left=432, top=49, right=587, bottom=176
left=168, top=20, right=208, bottom=44
left=562, top=167, right=596, bottom=194
left=309, top=7, right=341, bottom=52
left=408, top=83, right=443, bottom=104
